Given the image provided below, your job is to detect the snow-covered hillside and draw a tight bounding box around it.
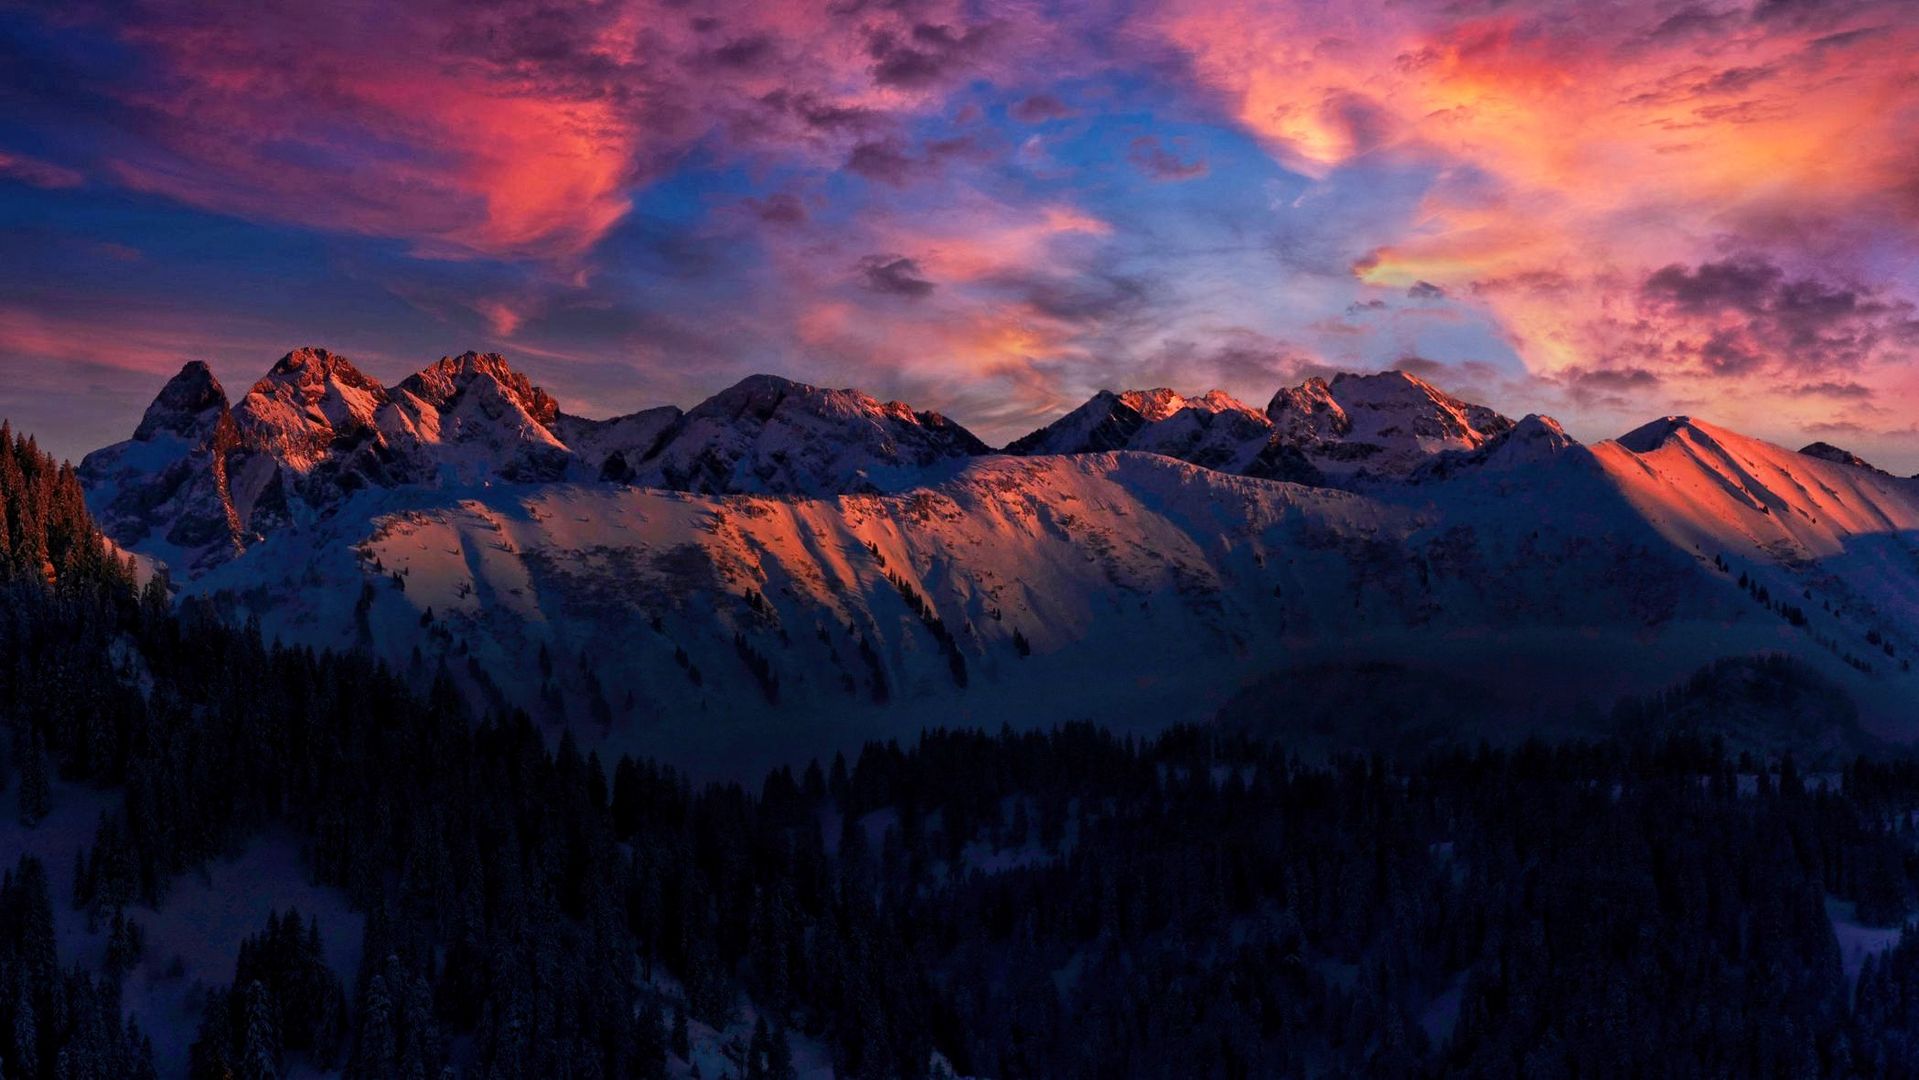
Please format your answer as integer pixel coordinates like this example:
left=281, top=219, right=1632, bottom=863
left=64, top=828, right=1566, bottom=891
left=1592, top=418, right=1919, bottom=706
left=79, top=353, right=1919, bottom=771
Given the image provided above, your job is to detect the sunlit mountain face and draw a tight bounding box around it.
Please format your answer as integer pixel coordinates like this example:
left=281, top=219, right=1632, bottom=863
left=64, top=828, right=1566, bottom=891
left=11, top=4, right=1919, bottom=1079
left=2, top=0, right=1917, bottom=470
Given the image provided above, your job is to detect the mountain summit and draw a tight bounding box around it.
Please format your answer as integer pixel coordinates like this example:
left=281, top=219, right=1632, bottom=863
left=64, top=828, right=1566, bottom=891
left=629, top=373, right=990, bottom=495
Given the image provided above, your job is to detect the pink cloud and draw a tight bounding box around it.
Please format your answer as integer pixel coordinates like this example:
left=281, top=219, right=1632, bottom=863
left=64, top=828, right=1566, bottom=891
left=69, top=0, right=1087, bottom=265
left=0, top=152, right=84, bottom=189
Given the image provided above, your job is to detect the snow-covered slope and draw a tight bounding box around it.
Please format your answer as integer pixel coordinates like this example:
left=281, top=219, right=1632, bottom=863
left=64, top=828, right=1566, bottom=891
left=1593, top=418, right=1919, bottom=694
left=1602, top=418, right=1919, bottom=562
left=555, top=406, right=683, bottom=481
left=175, top=440, right=1856, bottom=774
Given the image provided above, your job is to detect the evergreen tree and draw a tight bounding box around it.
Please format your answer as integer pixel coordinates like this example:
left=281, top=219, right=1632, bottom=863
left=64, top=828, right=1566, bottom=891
left=240, top=979, right=280, bottom=1080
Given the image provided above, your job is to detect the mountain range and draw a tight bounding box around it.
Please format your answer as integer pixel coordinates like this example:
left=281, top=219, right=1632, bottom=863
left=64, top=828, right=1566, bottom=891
left=76, top=348, right=1919, bottom=770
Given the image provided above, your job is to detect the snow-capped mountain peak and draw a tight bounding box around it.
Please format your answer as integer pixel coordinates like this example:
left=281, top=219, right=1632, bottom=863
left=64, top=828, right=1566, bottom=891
left=1411, top=413, right=1583, bottom=481
left=1499, top=413, right=1576, bottom=456
left=1112, top=388, right=1190, bottom=422
left=1612, top=415, right=1696, bottom=454
left=1323, top=369, right=1513, bottom=450
left=80, top=362, right=250, bottom=571
left=396, top=350, right=561, bottom=428
left=235, top=347, right=389, bottom=471
left=1005, top=390, right=1150, bottom=456
left=629, top=373, right=991, bottom=495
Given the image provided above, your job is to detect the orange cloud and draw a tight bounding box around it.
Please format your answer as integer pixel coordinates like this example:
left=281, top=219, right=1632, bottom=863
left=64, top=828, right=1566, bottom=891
left=1157, top=0, right=1919, bottom=400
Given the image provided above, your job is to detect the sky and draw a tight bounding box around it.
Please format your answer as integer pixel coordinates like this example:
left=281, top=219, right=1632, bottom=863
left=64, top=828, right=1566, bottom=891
left=1, top=0, right=1916, bottom=470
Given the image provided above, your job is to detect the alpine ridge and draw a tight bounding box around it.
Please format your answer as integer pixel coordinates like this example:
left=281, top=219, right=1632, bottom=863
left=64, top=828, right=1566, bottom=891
left=73, top=349, right=1919, bottom=770
left=1010, top=370, right=1518, bottom=484
left=79, top=353, right=996, bottom=572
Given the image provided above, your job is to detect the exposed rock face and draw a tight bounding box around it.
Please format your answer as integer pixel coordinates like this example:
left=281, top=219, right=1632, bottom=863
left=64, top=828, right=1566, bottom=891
left=131, top=360, right=230, bottom=442
left=1005, top=390, right=1152, bottom=457
left=1264, top=377, right=1352, bottom=444
left=79, top=362, right=248, bottom=567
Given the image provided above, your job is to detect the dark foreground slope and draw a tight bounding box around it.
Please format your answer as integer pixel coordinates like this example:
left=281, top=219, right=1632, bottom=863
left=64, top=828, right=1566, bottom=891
left=13, top=422, right=1919, bottom=1077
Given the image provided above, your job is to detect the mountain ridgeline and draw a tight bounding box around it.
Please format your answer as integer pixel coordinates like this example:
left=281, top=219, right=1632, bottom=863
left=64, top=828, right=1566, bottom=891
left=78, top=350, right=1543, bottom=574
left=66, top=348, right=1919, bottom=769
left=78, top=351, right=994, bottom=574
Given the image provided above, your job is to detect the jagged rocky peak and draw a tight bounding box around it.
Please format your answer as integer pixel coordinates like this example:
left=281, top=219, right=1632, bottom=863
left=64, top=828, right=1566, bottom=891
left=1798, top=441, right=1888, bottom=475
left=252, top=346, right=385, bottom=399
left=1265, top=376, right=1350, bottom=439
left=1114, top=387, right=1259, bottom=423
left=398, top=350, right=559, bottom=428
left=1127, top=388, right=1265, bottom=421
left=79, top=359, right=250, bottom=568
left=132, top=360, right=231, bottom=441
left=1014, top=368, right=1519, bottom=484
left=235, top=347, right=390, bottom=467
left=1118, top=388, right=1189, bottom=422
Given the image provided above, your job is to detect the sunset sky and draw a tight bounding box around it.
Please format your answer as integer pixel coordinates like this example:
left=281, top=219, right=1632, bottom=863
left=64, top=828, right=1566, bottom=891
left=2, top=0, right=1916, bottom=468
